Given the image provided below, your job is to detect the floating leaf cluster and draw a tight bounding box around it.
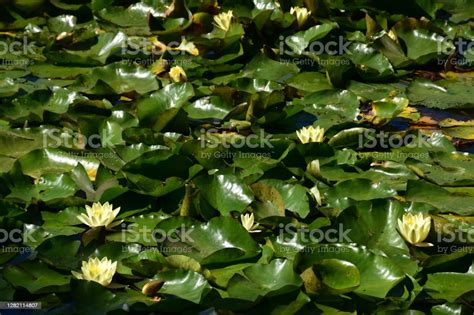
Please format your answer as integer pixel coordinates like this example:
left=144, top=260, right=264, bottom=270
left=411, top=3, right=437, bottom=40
left=0, top=0, right=473, bottom=314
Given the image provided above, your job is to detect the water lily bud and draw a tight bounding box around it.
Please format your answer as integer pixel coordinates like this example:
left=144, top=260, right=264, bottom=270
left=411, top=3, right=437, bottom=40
left=310, top=185, right=322, bottom=206
left=290, top=7, right=311, bottom=28
left=77, top=202, right=121, bottom=228
left=397, top=213, right=432, bottom=246
left=72, top=257, right=117, bottom=286
left=80, top=162, right=99, bottom=182
left=307, top=159, right=321, bottom=177
left=86, top=168, right=98, bottom=182
left=142, top=280, right=164, bottom=296
left=296, top=126, right=325, bottom=144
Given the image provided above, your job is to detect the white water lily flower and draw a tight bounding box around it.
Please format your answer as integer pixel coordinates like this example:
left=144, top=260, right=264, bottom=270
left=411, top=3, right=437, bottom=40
left=397, top=213, right=432, bottom=246
left=213, top=10, right=233, bottom=32
left=175, top=39, right=199, bottom=56
left=169, top=65, right=187, bottom=82
left=77, top=202, right=121, bottom=228
left=240, top=213, right=261, bottom=233
left=72, top=257, right=117, bottom=286
left=290, top=6, right=311, bottom=28
left=296, top=126, right=325, bottom=143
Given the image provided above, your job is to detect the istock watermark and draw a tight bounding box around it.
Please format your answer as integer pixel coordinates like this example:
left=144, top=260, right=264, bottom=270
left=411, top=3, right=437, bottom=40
left=120, top=223, right=193, bottom=244
left=277, top=223, right=353, bottom=243
left=122, top=36, right=195, bottom=56
left=358, top=129, right=430, bottom=149
left=120, top=223, right=194, bottom=254
left=0, top=36, right=36, bottom=56
left=42, top=129, right=116, bottom=149
left=436, top=37, right=474, bottom=67
left=0, top=227, right=35, bottom=254
left=278, top=35, right=352, bottom=57
left=434, top=223, right=474, bottom=254
left=199, top=128, right=273, bottom=149
left=0, top=227, right=36, bottom=243
left=437, top=37, right=474, bottom=56
left=436, top=223, right=474, bottom=243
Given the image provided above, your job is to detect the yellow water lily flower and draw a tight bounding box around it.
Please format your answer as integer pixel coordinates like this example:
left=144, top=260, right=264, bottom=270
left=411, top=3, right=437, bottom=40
left=296, top=126, right=325, bottom=144
left=290, top=6, right=311, bottom=28
left=169, top=66, right=187, bottom=82
left=77, top=202, right=121, bottom=228
left=397, top=213, right=432, bottom=246
left=72, top=257, right=117, bottom=286
left=213, top=10, right=233, bottom=32
left=175, top=39, right=199, bottom=56
left=240, top=213, right=261, bottom=233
